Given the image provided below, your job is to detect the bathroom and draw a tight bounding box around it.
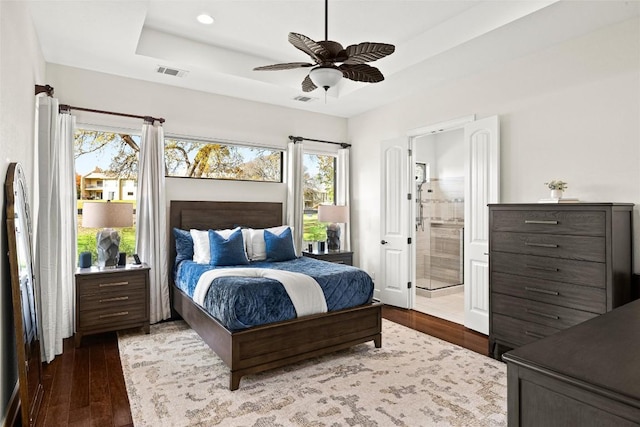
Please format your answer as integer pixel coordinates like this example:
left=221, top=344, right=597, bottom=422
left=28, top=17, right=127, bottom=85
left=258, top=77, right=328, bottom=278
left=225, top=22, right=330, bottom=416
left=413, top=129, right=465, bottom=323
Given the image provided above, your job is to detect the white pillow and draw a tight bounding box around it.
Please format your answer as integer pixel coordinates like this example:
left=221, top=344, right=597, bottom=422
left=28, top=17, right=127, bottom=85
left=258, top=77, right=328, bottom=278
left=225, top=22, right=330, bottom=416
left=248, top=226, right=291, bottom=261
left=190, top=227, right=249, bottom=264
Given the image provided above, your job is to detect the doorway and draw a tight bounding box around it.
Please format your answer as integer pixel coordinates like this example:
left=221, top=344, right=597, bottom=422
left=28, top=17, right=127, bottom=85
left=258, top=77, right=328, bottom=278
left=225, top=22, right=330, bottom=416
left=413, top=129, right=465, bottom=324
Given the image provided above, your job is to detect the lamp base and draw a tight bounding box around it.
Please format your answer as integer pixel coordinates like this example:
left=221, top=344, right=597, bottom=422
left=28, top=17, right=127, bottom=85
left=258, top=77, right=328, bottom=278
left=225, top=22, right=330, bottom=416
left=326, top=223, right=341, bottom=251
left=96, top=228, right=121, bottom=268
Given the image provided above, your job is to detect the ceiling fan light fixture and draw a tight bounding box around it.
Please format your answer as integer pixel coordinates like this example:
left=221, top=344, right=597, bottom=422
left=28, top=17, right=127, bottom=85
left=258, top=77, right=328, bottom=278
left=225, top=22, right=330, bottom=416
left=309, top=66, right=342, bottom=91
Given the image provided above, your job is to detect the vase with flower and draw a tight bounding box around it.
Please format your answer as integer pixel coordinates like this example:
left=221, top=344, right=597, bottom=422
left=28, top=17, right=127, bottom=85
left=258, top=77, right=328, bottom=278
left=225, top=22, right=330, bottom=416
left=545, top=180, right=568, bottom=199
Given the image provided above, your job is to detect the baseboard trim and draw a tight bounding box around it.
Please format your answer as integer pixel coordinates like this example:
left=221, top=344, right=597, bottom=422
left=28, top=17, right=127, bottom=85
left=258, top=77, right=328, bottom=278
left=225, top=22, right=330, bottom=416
left=3, top=381, right=20, bottom=427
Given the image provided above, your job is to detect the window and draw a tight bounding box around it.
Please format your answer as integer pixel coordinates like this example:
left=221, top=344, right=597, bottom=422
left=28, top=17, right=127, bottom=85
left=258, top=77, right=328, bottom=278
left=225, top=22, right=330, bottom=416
left=303, top=153, right=336, bottom=243
left=164, top=137, right=283, bottom=182
left=74, top=129, right=139, bottom=264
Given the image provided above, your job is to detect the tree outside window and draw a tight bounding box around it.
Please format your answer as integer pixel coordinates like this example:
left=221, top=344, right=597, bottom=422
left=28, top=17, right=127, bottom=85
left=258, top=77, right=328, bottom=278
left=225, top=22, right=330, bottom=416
left=303, top=153, right=336, bottom=244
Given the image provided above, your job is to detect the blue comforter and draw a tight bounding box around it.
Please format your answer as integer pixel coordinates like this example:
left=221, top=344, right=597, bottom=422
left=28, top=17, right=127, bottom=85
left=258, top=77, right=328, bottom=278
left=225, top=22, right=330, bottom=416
left=175, top=257, right=374, bottom=331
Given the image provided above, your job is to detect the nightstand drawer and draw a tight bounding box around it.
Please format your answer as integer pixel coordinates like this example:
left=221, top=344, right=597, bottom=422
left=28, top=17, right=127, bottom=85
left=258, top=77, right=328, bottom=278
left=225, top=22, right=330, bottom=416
left=77, top=272, right=147, bottom=296
left=492, top=313, right=561, bottom=348
left=78, top=282, right=147, bottom=312
left=492, top=293, right=598, bottom=330
left=491, top=272, right=606, bottom=313
left=491, top=210, right=605, bottom=236
left=491, top=252, right=605, bottom=288
left=491, top=232, right=605, bottom=262
left=78, top=302, right=147, bottom=329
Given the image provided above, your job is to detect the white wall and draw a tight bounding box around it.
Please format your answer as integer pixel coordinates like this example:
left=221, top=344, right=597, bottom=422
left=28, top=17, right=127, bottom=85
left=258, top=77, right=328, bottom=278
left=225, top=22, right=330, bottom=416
left=349, top=18, right=640, bottom=278
left=0, top=1, right=46, bottom=421
left=46, top=64, right=348, bottom=212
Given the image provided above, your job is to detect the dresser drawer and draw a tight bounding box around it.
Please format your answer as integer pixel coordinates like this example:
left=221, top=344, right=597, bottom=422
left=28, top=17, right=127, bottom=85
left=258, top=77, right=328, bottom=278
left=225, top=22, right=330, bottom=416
left=491, top=272, right=606, bottom=313
left=491, top=210, right=605, bottom=236
left=492, top=293, right=599, bottom=330
left=77, top=272, right=147, bottom=296
left=491, top=232, right=605, bottom=262
left=78, top=282, right=147, bottom=312
left=491, top=252, right=605, bottom=288
left=78, top=302, right=147, bottom=330
left=491, top=313, right=561, bottom=348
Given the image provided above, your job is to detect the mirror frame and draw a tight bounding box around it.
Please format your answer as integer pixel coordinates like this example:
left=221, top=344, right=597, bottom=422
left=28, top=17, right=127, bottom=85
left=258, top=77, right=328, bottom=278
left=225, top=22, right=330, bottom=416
left=5, top=162, right=44, bottom=426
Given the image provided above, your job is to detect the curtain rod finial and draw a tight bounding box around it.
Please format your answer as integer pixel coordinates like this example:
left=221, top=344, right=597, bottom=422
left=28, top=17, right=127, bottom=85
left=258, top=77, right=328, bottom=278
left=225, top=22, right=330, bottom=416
left=35, top=84, right=54, bottom=97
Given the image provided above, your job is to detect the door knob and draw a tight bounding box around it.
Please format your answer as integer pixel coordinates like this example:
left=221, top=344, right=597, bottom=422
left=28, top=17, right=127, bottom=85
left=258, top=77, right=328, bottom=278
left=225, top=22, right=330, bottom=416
left=380, top=240, right=388, bottom=245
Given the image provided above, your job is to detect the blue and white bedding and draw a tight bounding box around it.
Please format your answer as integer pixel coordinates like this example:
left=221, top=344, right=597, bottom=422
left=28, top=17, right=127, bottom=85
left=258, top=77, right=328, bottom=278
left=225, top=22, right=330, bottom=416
left=175, top=257, right=374, bottom=331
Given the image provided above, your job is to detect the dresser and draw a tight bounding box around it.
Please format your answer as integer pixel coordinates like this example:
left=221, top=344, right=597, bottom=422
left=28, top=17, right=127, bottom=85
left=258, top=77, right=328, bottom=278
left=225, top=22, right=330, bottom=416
left=75, top=264, right=150, bottom=347
left=503, top=298, right=640, bottom=426
left=488, top=203, right=633, bottom=359
left=302, top=250, right=353, bottom=266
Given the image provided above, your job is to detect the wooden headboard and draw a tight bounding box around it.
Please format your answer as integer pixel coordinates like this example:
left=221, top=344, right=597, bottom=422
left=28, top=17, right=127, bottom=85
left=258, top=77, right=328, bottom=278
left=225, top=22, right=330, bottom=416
left=168, top=200, right=283, bottom=287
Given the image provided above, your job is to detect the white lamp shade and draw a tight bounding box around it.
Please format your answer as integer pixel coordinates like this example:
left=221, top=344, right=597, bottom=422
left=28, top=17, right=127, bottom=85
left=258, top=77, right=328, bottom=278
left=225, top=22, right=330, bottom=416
left=317, top=204, right=349, bottom=223
left=82, top=201, right=133, bottom=228
left=309, top=66, right=343, bottom=90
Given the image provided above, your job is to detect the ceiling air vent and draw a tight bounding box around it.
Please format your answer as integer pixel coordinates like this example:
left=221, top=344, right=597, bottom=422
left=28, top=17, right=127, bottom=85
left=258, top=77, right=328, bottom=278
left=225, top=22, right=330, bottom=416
left=156, top=66, right=188, bottom=78
left=293, top=95, right=316, bottom=103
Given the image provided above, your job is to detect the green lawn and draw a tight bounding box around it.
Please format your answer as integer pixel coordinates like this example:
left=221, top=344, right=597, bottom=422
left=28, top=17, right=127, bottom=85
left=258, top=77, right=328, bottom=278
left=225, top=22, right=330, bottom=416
left=303, top=213, right=327, bottom=242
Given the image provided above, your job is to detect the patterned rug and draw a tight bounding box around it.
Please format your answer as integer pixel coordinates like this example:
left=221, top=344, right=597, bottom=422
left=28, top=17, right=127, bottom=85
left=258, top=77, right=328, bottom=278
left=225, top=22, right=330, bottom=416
left=118, top=319, right=506, bottom=426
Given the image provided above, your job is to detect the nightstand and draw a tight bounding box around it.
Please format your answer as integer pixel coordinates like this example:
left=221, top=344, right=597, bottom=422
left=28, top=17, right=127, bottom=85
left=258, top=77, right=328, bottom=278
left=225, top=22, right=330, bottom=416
left=302, top=250, right=353, bottom=266
left=75, top=264, right=150, bottom=347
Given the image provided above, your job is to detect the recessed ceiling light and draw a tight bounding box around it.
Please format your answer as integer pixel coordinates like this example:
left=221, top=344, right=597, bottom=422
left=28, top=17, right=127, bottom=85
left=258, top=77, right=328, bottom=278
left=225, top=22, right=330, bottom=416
left=196, top=13, right=214, bottom=25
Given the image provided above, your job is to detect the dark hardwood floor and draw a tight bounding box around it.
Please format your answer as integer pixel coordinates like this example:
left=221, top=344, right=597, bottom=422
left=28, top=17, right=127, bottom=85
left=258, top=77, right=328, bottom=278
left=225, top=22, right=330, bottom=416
left=32, top=307, right=488, bottom=426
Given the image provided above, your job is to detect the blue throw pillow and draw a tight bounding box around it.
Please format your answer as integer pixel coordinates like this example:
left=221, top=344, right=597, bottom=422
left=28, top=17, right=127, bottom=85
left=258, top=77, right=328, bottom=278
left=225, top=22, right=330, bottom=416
left=173, top=228, right=194, bottom=266
left=264, top=227, right=296, bottom=262
left=208, top=228, right=249, bottom=266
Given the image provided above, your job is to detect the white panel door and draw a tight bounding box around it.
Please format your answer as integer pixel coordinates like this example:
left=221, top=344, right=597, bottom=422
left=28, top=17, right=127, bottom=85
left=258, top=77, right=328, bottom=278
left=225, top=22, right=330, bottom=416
left=464, top=116, right=500, bottom=334
left=378, top=137, right=410, bottom=308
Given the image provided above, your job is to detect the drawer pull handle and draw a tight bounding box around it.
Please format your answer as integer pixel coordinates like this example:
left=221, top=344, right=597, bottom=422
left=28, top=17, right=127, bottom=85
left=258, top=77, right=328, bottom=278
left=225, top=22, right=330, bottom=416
left=526, top=265, right=559, bottom=272
left=525, top=286, right=559, bottom=296
left=99, top=281, right=128, bottom=288
left=526, top=309, right=559, bottom=320
left=99, top=311, right=129, bottom=319
left=99, top=296, right=129, bottom=303
left=524, top=330, right=545, bottom=339
left=525, top=242, right=558, bottom=248
left=524, top=220, right=558, bottom=225
left=334, top=261, right=345, bottom=264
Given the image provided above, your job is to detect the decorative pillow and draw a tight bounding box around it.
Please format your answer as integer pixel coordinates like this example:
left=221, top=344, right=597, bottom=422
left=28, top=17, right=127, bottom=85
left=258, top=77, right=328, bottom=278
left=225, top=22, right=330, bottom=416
left=248, top=225, right=290, bottom=261
left=265, top=227, right=297, bottom=262
left=208, top=227, right=250, bottom=266
left=173, top=228, right=193, bottom=265
left=190, top=229, right=211, bottom=264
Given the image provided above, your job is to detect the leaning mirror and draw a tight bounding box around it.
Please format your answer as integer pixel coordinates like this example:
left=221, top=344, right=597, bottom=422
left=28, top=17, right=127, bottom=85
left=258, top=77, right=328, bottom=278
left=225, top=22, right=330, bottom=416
left=5, top=162, right=43, bottom=426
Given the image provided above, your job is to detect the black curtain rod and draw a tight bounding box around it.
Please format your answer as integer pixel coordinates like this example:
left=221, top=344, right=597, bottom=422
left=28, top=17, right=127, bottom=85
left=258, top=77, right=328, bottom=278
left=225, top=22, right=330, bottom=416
left=288, top=135, right=351, bottom=148
left=59, top=104, right=165, bottom=124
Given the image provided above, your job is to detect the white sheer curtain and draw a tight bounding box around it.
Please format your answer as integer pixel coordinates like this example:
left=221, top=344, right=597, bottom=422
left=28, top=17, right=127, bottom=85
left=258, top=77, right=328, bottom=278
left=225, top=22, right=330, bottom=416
left=336, top=147, right=351, bottom=251
left=286, top=141, right=304, bottom=256
left=136, top=121, right=170, bottom=323
left=36, top=97, right=76, bottom=363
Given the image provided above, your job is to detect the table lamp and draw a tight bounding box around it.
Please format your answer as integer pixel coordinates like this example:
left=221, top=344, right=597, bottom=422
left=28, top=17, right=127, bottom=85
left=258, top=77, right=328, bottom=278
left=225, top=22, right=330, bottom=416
left=82, top=201, right=133, bottom=268
left=317, top=204, right=348, bottom=251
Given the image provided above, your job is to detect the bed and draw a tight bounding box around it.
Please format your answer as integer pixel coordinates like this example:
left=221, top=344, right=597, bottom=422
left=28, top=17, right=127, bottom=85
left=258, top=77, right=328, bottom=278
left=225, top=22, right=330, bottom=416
left=169, top=200, right=382, bottom=390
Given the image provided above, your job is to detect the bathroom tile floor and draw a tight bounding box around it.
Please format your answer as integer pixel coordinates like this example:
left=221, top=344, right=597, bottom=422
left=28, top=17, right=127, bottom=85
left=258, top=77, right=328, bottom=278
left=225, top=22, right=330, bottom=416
left=414, top=291, right=465, bottom=324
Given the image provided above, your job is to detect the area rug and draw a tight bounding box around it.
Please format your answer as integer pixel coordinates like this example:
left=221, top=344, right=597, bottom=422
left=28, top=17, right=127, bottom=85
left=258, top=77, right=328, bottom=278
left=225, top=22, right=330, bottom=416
left=118, top=320, right=506, bottom=426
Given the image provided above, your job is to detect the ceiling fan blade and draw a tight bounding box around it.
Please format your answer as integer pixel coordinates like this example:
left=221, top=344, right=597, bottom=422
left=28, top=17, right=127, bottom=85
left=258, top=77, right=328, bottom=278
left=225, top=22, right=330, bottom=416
left=339, top=64, right=385, bottom=83
left=288, top=33, right=329, bottom=63
left=302, top=74, right=317, bottom=92
left=253, top=62, right=314, bottom=71
left=343, top=42, right=395, bottom=65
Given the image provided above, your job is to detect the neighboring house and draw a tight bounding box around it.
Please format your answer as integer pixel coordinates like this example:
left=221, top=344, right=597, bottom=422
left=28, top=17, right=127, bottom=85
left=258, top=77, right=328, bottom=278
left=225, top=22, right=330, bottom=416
left=81, top=167, right=137, bottom=201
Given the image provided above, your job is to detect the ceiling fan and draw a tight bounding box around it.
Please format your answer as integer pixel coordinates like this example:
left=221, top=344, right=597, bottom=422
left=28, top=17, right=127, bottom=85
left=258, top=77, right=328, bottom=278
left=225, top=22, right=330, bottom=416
left=253, top=0, right=395, bottom=93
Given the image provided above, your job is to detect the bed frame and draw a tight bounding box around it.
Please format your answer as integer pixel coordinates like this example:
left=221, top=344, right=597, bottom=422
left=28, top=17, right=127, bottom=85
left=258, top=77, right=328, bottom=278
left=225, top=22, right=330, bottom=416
left=169, top=200, right=382, bottom=390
